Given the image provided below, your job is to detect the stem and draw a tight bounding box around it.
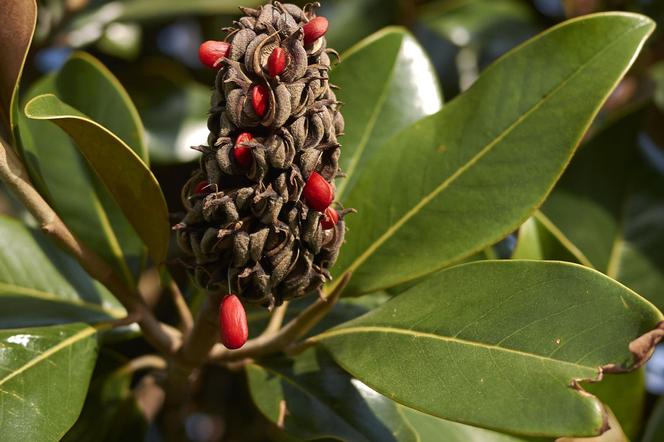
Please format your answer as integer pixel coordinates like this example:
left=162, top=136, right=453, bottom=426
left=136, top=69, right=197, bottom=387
left=166, top=275, right=194, bottom=336
left=161, top=292, right=223, bottom=442
left=118, top=354, right=168, bottom=376
left=209, top=273, right=351, bottom=363
left=0, top=136, right=182, bottom=355
left=263, top=301, right=289, bottom=336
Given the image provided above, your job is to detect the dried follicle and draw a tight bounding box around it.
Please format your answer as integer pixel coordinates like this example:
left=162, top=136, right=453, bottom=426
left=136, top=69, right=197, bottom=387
left=177, top=1, right=351, bottom=309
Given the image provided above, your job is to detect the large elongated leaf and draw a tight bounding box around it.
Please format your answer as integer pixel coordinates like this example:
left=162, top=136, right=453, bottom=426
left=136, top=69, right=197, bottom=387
left=25, top=93, right=170, bottom=264
left=248, top=349, right=416, bottom=442
left=398, top=406, right=540, bottom=442
left=332, top=28, right=442, bottom=201
left=0, top=0, right=36, bottom=136
left=16, top=52, right=149, bottom=286
left=249, top=349, right=533, bottom=442
left=332, top=13, right=654, bottom=296
left=0, top=323, right=99, bottom=441
left=539, top=110, right=664, bottom=310
left=313, top=260, right=663, bottom=437
left=0, top=216, right=124, bottom=328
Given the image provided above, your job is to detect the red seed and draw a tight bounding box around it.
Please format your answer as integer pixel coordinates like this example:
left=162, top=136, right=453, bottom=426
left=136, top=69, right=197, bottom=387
left=268, top=47, right=288, bottom=77
left=219, top=294, right=248, bottom=350
left=193, top=180, right=210, bottom=194
left=233, top=132, right=254, bottom=168
left=303, top=172, right=334, bottom=212
left=252, top=84, right=269, bottom=118
left=198, top=40, right=231, bottom=68
left=303, top=16, right=328, bottom=46
left=320, top=207, right=339, bottom=230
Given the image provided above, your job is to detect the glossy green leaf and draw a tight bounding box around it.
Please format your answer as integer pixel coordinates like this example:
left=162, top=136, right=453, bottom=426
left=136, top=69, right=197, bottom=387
left=63, top=351, right=147, bottom=442
left=0, top=216, right=124, bottom=328
left=399, top=406, right=541, bottom=442
left=0, top=323, right=99, bottom=441
left=25, top=93, right=170, bottom=264
left=248, top=348, right=416, bottom=441
left=540, top=110, right=664, bottom=309
left=313, top=260, right=663, bottom=437
left=642, top=396, right=664, bottom=442
left=0, top=0, right=36, bottom=136
left=249, top=348, right=542, bottom=442
left=333, top=27, right=443, bottom=202
left=16, top=52, right=148, bottom=286
left=332, top=13, right=654, bottom=296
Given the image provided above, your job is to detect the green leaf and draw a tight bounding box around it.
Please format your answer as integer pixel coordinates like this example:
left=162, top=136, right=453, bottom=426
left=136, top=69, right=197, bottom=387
left=0, top=0, right=36, bottom=136
left=63, top=351, right=147, bottom=442
left=540, top=110, right=664, bottom=309
left=16, top=52, right=149, bottom=286
left=333, top=27, right=443, bottom=201
left=0, top=323, right=99, bottom=441
left=313, top=260, right=663, bottom=437
left=399, top=406, right=541, bottom=442
left=247, top=348, right=417, bottom=442
left=25, top=92, right=170, bottom=264
left=0, top=216, right=124, bottom=328
left=249, top=348, right=540, bottom=442
left=332, top=13, right=655, bottom=296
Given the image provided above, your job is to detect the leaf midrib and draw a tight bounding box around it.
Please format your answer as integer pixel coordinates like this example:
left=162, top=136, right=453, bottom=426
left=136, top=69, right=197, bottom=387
left=313, top=326, right=604, bottom=371
left=0, top=326, right=96, bottom=386
left=339, top=22, right=645, bottom=281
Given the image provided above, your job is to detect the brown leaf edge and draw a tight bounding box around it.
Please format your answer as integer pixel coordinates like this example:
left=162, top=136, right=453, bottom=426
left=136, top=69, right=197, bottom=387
left=571, top=321, right=664, bottom=435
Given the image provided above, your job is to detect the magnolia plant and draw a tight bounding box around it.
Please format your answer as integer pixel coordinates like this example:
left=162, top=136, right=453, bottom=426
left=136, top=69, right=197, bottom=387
left=1, top=0, right=664, bottom=441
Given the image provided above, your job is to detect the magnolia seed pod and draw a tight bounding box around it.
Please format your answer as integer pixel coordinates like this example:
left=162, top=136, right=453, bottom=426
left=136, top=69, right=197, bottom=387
left=178, top=2, right=352, bottom=308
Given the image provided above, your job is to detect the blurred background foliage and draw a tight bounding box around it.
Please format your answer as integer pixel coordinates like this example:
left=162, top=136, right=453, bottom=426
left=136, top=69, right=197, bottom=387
left=7, top=0, right=664, bottom=440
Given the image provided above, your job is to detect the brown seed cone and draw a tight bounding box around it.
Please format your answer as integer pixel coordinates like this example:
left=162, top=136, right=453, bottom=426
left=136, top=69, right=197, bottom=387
left=176, top=1, right=351, bottom=309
